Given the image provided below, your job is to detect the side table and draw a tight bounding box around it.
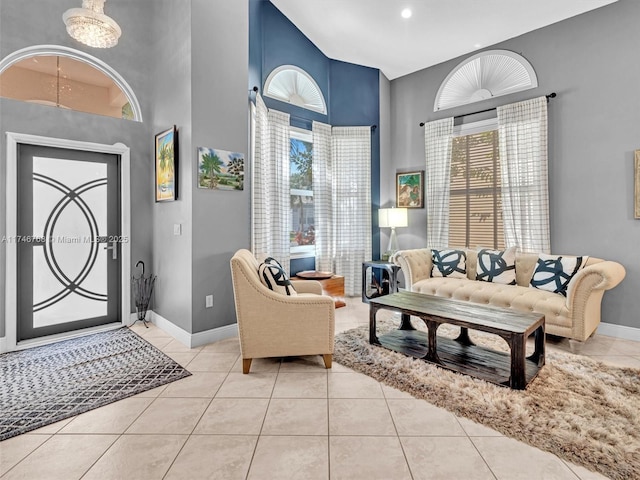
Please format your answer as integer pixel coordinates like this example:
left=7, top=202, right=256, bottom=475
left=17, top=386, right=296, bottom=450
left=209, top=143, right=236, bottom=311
left=362, top=260, right=400, bottom=304
left=292, top=274, right=346, bottom=308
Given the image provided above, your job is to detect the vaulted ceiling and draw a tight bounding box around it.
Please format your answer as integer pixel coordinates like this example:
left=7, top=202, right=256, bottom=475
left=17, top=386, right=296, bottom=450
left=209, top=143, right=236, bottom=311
left=270, top=0, right=618, bottom=80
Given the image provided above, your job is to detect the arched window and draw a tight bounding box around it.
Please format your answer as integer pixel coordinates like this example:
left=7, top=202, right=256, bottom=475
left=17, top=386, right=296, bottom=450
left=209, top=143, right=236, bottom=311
left=0, top=45, right=142, bottom=121
left=434, top=50, right=538, bottom=112
left=264, top=65, right=327, bottom=114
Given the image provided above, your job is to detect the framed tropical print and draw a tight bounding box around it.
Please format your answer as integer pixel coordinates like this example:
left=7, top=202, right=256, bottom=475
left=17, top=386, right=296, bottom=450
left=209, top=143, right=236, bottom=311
left=197, top=147, right=245, bottom=190
left=155, top=126, right=178, bottom=202
left=396, top=171, right=424, bottom=208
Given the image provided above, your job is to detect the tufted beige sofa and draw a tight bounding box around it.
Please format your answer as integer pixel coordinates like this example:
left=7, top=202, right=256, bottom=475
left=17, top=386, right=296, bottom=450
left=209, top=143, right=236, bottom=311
left=393, top=248, right=625, bottom=341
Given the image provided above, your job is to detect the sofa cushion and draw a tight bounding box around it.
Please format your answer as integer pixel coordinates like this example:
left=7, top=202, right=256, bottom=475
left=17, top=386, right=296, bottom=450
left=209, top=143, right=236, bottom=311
left=258, top=257, right=297, bottom=296
left=530, top=254, right=588, bottom=297
left=431, top=249, right=466, bottom=278
left=412, top=277, right=571, bottom=328
left=476, top=247, right=516, bottom=285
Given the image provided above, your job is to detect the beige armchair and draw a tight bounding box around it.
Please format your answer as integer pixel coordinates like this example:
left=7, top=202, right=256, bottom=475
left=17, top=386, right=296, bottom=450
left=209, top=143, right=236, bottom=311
left=230, top=249, right=336, bottom=373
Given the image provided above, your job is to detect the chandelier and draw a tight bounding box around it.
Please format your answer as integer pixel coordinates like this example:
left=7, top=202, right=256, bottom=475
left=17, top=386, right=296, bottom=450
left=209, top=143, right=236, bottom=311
left=63, top=0, right=121, bottom=49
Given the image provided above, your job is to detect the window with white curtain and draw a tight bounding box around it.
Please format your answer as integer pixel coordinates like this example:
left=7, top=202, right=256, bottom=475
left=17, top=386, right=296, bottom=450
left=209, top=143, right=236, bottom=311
left=450, top=120, right=505, bottom=249
left=289, top=128, right=315, bottom=258
left=424, top=96, right=549, bottom=252
left=252, top=96, right=372, bottom=289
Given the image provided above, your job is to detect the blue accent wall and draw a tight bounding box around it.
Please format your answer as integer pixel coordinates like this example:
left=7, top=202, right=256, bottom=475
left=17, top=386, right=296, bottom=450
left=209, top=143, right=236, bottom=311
left=329, top=60, right=381, bottom=261
left=249, top=0, right=381, bottom=274
left=260, top=1, right=329, bottom=127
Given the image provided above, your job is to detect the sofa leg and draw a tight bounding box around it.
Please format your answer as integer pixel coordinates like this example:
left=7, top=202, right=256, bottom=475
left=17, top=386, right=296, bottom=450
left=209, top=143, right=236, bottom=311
left=322, top=354, right=332, bottom=369
left=242, top=358, right=252, bottom=374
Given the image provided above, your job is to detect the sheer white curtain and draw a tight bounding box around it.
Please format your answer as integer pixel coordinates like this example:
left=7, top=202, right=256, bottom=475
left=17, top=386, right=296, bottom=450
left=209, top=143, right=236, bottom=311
left=331, top=127, right=372, bottom=296
left=497, top=96, right=550, bottom=253
left=312, top=121, right=333, bottom=272
left=424, top=117, right=454, bottom=248
left=251, top=94, right=292, bottom=272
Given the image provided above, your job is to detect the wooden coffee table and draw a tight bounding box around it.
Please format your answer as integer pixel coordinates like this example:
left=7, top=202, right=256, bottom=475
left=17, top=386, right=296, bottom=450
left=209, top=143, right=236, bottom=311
left=369, top=291, right=545, bottom=389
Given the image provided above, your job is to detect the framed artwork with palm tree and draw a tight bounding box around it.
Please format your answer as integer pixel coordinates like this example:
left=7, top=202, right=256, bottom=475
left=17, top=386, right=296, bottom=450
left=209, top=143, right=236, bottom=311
left=197, top=147, right=245, bottom=191
left=155, top=126, right=178, bottom=202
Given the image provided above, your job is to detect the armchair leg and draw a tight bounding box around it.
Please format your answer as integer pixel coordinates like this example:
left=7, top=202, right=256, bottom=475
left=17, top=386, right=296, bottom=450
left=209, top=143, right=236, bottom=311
left=322, top=354, right=332, bottom=369
left=242, top=358, right=252, bottom=374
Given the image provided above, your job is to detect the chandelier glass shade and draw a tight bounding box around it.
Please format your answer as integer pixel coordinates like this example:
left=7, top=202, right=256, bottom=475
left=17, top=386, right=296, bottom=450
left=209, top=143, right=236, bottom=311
left=63, top=0, right=121, bottom=49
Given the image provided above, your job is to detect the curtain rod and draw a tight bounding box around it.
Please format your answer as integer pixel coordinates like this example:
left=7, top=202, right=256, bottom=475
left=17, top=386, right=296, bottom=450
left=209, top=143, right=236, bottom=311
left=253, top=86, right=377, bottom=132
left=419, top=92, right=556, bottom=127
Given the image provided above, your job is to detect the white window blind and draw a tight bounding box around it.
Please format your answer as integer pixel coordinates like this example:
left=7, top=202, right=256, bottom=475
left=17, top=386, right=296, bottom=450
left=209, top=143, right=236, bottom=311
left=449, top=130, right=505, bottom=249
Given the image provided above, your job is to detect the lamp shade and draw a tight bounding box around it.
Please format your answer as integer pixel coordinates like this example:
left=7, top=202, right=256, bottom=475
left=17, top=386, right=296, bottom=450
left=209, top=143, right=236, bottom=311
left=378, top=208, right=408, bottom=228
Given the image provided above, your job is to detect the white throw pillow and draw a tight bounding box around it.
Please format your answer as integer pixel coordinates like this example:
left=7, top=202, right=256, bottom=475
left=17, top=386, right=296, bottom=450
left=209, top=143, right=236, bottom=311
left=431, top=249, right=467, bottom=278
left=258, top=257, right=297, bottom=296
left=530, top=253, right=588, bottom=297
left=476, top=247, right=517, bottom=285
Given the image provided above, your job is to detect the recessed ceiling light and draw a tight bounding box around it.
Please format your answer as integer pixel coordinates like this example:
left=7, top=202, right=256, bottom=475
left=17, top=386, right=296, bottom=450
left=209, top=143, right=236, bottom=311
left=401, top=8, right=412, bottom=19
left=474, top=43, right=482, bottom=49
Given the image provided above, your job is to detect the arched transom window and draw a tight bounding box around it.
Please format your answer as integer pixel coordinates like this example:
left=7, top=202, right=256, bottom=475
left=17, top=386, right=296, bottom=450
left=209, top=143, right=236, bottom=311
left=434, top=50, right=538, bottom=112
left=264, top=65, right=327, bottom=114
left=0, top=45, right=142, bottom=121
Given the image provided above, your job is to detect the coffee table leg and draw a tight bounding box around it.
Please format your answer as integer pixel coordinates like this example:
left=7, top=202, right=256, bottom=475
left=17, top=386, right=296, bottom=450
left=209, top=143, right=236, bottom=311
left=398, top=313, right=415, bottom=330
left=509, top=335, right=526, bottom=390
left=422, top=318, right=442, bottom=364
left=454, top=327, right=475, bottom=346
left=369, top=305, right=380, bottom=345
left=527, top=324, right=546, bottom=367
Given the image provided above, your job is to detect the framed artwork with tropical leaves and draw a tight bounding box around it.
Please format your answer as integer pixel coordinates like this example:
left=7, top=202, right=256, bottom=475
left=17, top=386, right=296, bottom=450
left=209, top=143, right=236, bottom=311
left=197, top=147, right=245, bottom=191
left=396, top=170, right=424, bottom=208
left=155, top=126, right=178, bottom=202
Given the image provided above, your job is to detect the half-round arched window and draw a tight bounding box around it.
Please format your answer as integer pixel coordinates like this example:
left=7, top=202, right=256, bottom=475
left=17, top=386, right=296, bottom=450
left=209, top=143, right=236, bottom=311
left=264, top=65, right=327, bottom=114
left=0, top=45, right=142, bottom=121
left=434, top=50, right=538, bottom=112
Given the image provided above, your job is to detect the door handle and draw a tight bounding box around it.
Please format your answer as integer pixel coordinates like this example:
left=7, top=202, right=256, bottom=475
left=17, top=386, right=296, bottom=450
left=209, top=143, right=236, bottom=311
left=104, top=241, right=118, bottom=260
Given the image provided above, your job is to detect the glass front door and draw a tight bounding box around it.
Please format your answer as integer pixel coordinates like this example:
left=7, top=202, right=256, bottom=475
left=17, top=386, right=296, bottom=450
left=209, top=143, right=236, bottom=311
left=17, top=144, right=121, bottom=341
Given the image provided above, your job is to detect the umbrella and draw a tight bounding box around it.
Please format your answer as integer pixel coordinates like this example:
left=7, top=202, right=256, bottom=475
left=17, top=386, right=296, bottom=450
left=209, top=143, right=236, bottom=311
left=132, top=260, right=156, bottom=327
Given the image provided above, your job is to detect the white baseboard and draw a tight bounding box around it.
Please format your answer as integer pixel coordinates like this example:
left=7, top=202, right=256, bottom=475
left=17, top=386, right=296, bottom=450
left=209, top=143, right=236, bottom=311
left=131, top=310, right=238, bottom=348
left=0, top=336, right=7, bottom=354
left=597, top=322, right=640, bottom=342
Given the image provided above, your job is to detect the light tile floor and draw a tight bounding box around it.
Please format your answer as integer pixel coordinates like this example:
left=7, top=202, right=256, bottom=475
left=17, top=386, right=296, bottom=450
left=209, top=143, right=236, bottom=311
left=3, top=300, right=639, bottom=479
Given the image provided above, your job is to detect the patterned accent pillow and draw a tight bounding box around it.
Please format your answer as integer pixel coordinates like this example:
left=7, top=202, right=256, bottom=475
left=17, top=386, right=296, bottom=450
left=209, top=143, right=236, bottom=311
left=530, top=254, right=588, bottom=297
left=476, top=247, right=517, bottom=285
left=431, top=249, right=467, bottom=278
left=258, top=257, right=297, bottom=296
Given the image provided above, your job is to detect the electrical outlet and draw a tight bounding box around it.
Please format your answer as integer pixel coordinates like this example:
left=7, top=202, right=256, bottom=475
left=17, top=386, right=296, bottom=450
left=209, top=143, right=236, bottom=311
left=173, top=224, right=182, bottom=235
left=205, top=295, right=213, bottom=308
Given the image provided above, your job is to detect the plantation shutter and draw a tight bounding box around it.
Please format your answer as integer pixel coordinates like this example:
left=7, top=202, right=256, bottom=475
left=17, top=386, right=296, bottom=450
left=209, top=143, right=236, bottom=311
left=449, top=130, right=505, bottom=249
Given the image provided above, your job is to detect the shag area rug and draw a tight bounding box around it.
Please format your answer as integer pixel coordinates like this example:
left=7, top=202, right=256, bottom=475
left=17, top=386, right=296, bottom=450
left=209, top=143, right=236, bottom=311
left=0, top=327, right=191, bottom=441
left=335, top=318, right=640, bottom=480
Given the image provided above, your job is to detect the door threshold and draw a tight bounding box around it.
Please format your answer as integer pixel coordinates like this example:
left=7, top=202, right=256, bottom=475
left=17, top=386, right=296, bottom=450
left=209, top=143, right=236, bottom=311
left=15, top=322, right=124, bottom=351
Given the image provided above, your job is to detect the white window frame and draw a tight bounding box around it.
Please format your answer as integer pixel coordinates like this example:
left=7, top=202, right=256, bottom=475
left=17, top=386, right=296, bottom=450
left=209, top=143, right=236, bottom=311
left=450, top=117, right=504, bottom=249
left=289, top=127, right=315, bottom=259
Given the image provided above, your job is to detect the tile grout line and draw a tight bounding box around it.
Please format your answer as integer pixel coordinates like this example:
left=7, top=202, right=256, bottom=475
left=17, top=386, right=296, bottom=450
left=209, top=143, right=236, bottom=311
left=382, top=388, right=416, bottom=480
left=160, top=359, right=236, bottom=480
left=244, top=359, right=282, bottom=480
left=78, top=381, right=171, bottom=479
left=466, top=434, right=499, bottom=480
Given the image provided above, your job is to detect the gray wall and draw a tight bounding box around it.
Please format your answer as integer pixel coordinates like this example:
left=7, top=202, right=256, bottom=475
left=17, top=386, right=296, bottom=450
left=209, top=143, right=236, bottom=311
left=378, top=71, right=393, bottom=251
left=0, top=0, right=154, bottom=338
left=150, top=0, right=193, bottom=332
left=389, top=0, right=640, bottom=328
left=191, top=0, right=249, bottom=334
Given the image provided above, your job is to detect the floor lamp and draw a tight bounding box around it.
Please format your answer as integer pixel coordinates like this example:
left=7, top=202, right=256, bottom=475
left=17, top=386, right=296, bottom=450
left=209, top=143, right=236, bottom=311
left=378, top=207, right=408, bottom=259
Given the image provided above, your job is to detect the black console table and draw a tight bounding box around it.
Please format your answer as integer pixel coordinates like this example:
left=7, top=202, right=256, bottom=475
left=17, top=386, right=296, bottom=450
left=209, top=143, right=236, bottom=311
left=362, top=260, right=400, bottom=303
